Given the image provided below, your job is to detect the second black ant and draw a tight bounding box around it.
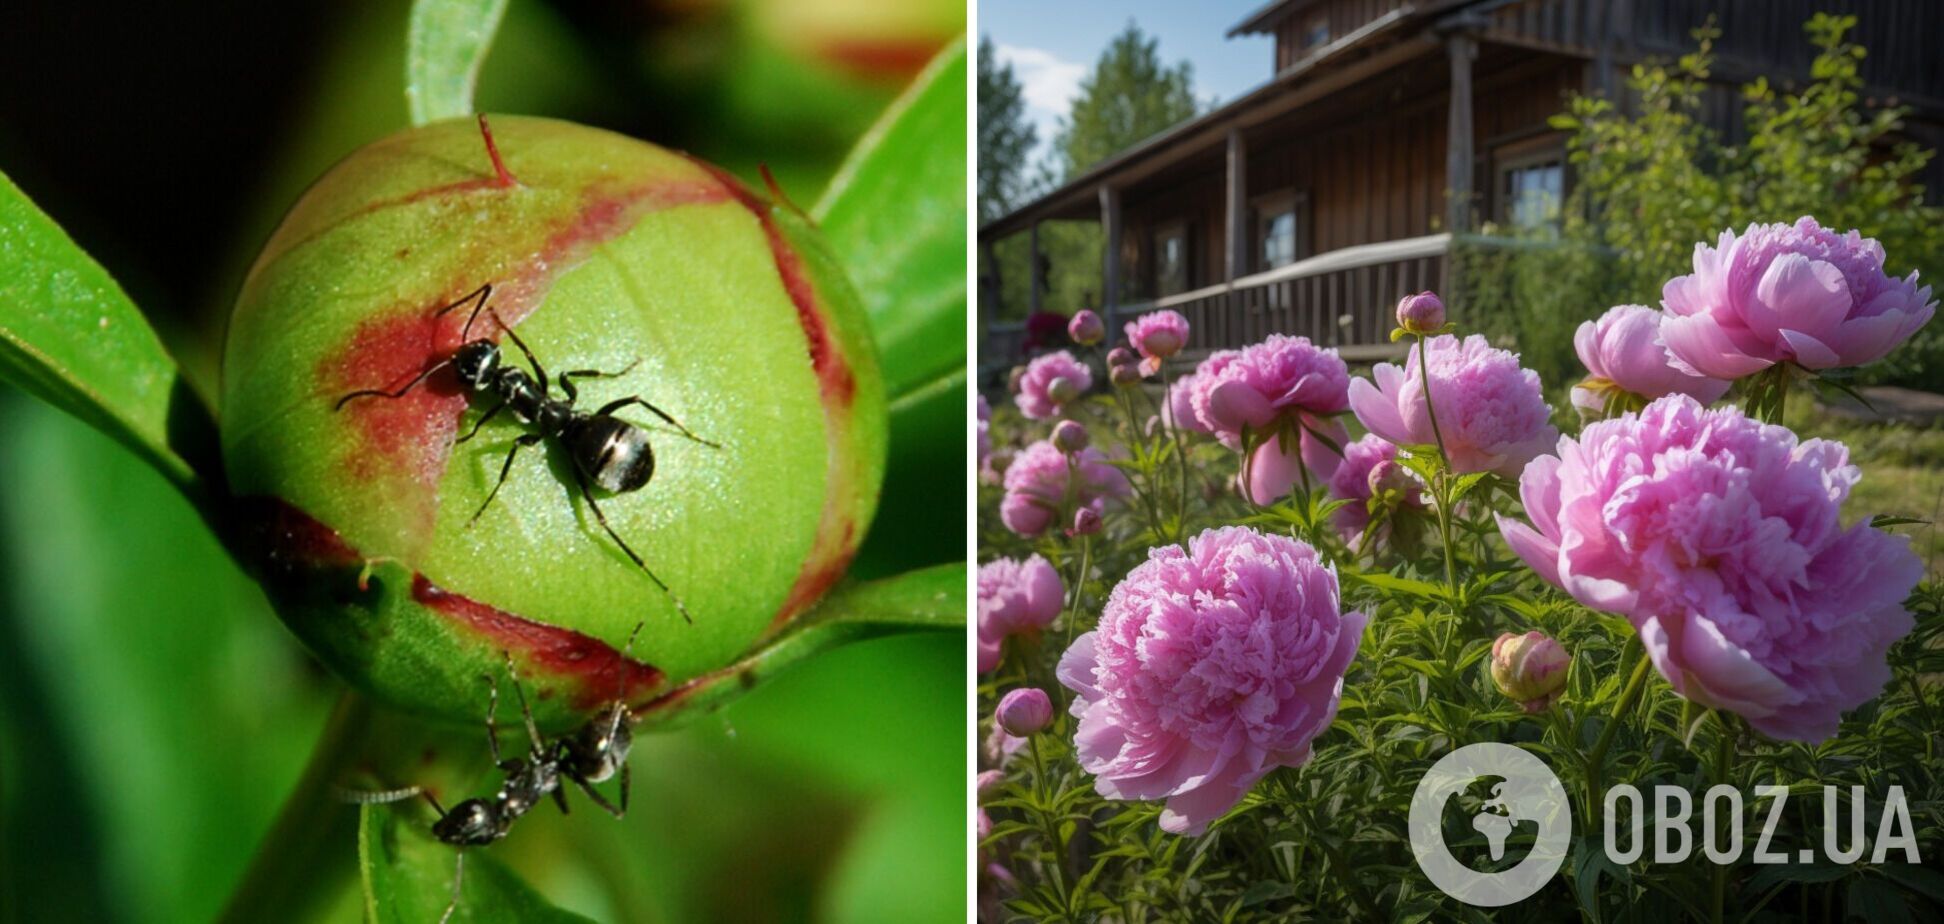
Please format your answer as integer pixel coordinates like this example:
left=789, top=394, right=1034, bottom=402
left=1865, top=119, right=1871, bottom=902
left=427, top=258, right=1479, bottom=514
left=336, top=283, right=717, bottom=622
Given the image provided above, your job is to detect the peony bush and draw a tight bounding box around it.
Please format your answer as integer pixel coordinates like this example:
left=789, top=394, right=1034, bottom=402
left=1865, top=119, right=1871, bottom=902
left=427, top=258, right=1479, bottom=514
left=978, top=223, right=1943, bottom=921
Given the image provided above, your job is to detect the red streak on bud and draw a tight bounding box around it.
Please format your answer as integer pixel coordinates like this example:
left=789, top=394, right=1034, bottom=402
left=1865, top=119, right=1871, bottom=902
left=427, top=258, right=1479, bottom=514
left=413, top=575, right=668, bottom=710
left=690, top=160, right=856, bottom=407
left=240, top=496, right=364, bottom=571
left=477, top=114, right=519, bottom=188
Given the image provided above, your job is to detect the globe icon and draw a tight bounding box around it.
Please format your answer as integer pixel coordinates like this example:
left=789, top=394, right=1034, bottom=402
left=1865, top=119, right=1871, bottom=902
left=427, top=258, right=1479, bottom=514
left=1409, top=743, right=1572, bottom=906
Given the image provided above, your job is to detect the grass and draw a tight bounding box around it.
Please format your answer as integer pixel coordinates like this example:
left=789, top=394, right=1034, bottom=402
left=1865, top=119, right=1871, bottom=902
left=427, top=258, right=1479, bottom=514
left=1787, top=399, right=1944, bottom=574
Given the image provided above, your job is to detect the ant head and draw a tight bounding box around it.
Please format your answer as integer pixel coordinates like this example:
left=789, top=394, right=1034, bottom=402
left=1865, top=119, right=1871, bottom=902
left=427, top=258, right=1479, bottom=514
left=452, top=341, right=500, bottom=389
left=431, top=798, right=503, bottom=846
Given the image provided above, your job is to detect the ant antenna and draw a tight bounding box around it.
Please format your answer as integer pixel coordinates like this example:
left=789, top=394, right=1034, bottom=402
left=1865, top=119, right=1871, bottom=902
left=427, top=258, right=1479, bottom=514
left=476, top=114, right=519, bottom=188
left=434, top=283, right=496, bottom=339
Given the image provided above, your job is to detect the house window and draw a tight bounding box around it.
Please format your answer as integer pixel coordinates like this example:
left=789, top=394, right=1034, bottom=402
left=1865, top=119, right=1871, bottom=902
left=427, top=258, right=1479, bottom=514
left=1300, top=11, right=1330, bottom=50
left=1253, top=191, right=1304, bottom=271
left=1497, top=145, right=1565, bottom=233
left=1155, top=222, right=1189, bottom=297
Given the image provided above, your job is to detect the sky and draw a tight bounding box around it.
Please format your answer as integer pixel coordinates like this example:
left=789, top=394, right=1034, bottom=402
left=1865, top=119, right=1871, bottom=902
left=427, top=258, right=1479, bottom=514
left=982, top=0, right=1274, bottom=175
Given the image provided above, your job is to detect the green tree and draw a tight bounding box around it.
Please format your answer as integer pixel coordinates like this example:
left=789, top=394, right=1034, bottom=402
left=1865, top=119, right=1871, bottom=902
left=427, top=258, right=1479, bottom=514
left=977, top=35, right=1038, bottom=224
left=1054, top=21, right=1198, bottom=176
left=1457, top=14, right=1944, bottom=391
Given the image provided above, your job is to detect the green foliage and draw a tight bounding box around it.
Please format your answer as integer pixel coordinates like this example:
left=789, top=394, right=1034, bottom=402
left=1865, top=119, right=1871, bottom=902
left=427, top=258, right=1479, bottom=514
left=979, top=375, right=1944, bottom=922
left=0, top=171, right=214, bottom=505
left=405, top=0, right=509, bottom=125
left=1456, top=13, right=1944, bottom=391
left=1054, top=22, right=1197, bottom=178
left=361, top=802, right=594, bottom=923
left=977, top=36, right=1038, bottom=224
left=0, top=4, right=966, bottom=922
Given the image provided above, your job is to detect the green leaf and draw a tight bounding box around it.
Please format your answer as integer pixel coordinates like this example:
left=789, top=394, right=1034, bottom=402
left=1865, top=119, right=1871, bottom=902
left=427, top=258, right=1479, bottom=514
left=0, top=169, right=212, bottom=503
left=813, top=39, right=967, bottom=402
left=405, top=0, right=510, bottom=125
left=359, top=802, right=593, bottom=923
left=634, top=563, right=964, bottom=730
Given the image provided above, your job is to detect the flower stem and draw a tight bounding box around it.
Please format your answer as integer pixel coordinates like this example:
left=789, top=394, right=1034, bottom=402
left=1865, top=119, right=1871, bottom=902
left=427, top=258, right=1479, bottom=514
left=1586, top=642, right=1653, bottom=818
left=1415, top=334, right=1448, bottom=461
left=1711, top=711, right=1737, bottom=924
left=1113, top=389, right=1168, bottom=540
left=1156, top=359, right=1191, bottom=542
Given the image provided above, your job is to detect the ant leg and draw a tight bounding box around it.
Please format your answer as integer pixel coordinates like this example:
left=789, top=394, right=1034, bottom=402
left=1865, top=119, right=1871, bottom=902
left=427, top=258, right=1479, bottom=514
left=500, top=652, right=545, bottom=756
left=421, top=790, right=448, bottom=817
left=569, top=465, right=693, bottom=624
left=595, top=396, right=719, bottom=448
left=557, top=359, right=642, bottom=405
left=438, top=851, right=465, bottom=924
left=619, top=760, right=631, bottom=815
left=573, top=777, right=625, bottom=819
left=455, top=401, right=507, bottom=444
left=333, top=359, right=452, bottom=411
left=330, top=784, right=424, bottom=805
left=488, top=309, right=548, bottom=393
left=551, top=786, right=572, bottom=816
left=481, top=674, right=503, bottom=765
left=470, top=434, right=543, bottom=525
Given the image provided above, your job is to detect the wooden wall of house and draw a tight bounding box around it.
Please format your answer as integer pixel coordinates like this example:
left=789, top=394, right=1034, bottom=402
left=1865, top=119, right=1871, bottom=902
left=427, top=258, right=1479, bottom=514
left=1113, top=53, right=1587, bottom=298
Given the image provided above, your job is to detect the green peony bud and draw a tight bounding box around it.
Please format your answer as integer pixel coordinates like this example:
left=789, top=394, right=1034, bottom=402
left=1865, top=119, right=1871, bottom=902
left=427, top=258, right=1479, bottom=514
left=223, top=115, right=886, bottom=731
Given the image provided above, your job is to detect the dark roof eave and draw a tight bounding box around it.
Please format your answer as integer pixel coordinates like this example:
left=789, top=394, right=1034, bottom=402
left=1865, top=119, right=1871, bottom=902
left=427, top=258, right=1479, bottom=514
left=1226, top=0, right=1303, bottom=38
left=979, top=8, right=1438, bottom=241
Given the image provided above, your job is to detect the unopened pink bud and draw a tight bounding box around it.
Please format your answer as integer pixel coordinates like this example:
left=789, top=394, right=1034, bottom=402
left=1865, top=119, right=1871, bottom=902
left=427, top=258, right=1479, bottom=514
left=995, top=687, right=1054, bottom=736
left=1490, top=631, right=1569, bottom=712
left=1068, top=310, right=1105, bottom=346
left=1051, top=420, right=1089, bottom=453
left=1069, top=506, right=1102, bottom=536
left=1396, top=291, right=1446, bottom=334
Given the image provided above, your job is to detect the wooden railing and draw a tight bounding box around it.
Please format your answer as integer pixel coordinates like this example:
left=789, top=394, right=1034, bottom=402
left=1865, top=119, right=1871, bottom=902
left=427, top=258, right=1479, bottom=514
left=979, top=233, right=1450, bottom=371
left=1162, top=233, right=1448, bottom=360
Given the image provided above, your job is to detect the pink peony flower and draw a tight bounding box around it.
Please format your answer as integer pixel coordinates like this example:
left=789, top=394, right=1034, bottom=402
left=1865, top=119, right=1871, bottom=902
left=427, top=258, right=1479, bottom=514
left=1000, top=441, right=1130, bottom=537
left=1660, top=217, right=1936, bottom=378
left=1058, top=527, right=1366, bottom=835
left=1014, top=350, right=1092, bottom=419
left=1349, top=334, right=1557, bottom=477
left=1159, top=372, right=1207, bottom=434
left=1325, top=434, right=1423, bottom=542
left=984, top=718, right=1026, bottom=766
left=1189, top=334, right=1352, bottom=504
left=977, top=554, right=1064, bottom=673
left=1495, top=394, right=1922, bottom=742
left=1125, top=309, right=1190, bottom=373
left=1573, top=304, right=1730, bottom=417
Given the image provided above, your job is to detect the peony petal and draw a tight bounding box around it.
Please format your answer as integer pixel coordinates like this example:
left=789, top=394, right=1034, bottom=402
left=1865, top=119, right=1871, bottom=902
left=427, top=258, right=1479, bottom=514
left=1660, top=312, right=1775, bottom=379
left=1751, top=254, right=1851, bottom=343
left=1244, top=438, right=1303, bottom=505
left=1496, top=513, right=1563, bottom=588
left=1777, top=329, right=1841, bottom=369
left=1348, top=372, right=1410, bottom=445
left=1056, top=632, right=1102, bottom=699
left=1206, top=378, right=1278, bottom=431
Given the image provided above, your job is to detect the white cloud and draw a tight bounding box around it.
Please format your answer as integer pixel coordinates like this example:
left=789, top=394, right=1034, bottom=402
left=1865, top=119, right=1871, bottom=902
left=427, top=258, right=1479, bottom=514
left=996, top=44, right=1087, bottom=120
left=994, top=44, right=1086, bottom=172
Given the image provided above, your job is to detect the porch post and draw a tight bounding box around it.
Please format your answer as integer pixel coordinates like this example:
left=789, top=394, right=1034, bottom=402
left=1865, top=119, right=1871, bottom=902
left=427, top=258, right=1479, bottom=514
left=1028, top=221, right=1043, bottom=315
left=980, top=237, right=1000, bottom=318
left=1445, top=31, right=1476, bottom=233
left=1099, top=184, right=1123, bottom=327
left=1225, top=127, right=1248, bottom=281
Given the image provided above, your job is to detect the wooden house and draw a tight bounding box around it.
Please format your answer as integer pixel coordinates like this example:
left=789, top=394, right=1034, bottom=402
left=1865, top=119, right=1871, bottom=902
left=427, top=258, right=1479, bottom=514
left=977, top=0, right=1944, bottom=367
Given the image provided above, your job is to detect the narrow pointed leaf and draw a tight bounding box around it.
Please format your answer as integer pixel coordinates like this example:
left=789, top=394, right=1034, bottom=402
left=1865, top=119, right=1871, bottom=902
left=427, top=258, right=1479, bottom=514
left=405, top=0, right=510, bottom=125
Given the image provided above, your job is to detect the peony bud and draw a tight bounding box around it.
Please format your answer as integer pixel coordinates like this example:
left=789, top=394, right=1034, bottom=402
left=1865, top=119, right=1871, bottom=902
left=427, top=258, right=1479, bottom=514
left=995, top=687, right=1054, bottom=736
left=1110, top=363, right=1142, bottom=388
left=1124, top=309, right=1188, bottom=361
left=1051, top=419, right=1089, bottom=453
left=1366, top=459, right=1416, bottom=506
left=976, top=769, right=1005, bottom=799
left=1105, top=346, right=1137, bottom=370
left=1067, top=309, right=1105, bottom=346
left=1068, top=505, right=1102, bottom=536
left=1395, top=290, right=1446, bottom=335
left=222, top=115, right=886, bottom=731
left=1008, top=365, right=1028, bottom=394
left=1045, top=375, right=1081, bottom=405
left=1490, top=631, right=1570, bottom=713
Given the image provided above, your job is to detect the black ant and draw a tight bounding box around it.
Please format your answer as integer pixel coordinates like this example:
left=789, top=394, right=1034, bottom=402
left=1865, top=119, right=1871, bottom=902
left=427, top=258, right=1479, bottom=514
left=340, top=627, right=643, bottom=924
left=335, top=283, right=717, bottom=622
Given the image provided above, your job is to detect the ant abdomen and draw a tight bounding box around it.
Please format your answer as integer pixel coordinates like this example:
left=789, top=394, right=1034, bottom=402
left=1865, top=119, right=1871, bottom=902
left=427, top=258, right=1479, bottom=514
left=567, top=417, right=656, bottom=493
